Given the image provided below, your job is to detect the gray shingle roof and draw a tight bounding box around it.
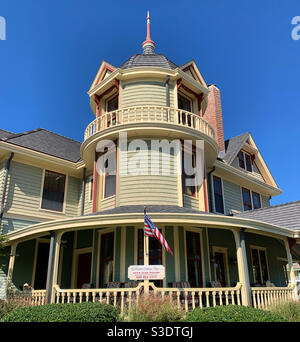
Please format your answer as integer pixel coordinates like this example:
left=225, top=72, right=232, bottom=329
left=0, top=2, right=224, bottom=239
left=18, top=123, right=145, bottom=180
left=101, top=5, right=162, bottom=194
left=223, top=132, right=250, bottom=164
left=0, top=129, right=15, bottom=140
left=86, top=205, right=211, bottom=216
left=233, top=201, right=300, bottom=231
left=120, top=54, right=178, bottom=70
left=1, top=128, right=82, bottom=163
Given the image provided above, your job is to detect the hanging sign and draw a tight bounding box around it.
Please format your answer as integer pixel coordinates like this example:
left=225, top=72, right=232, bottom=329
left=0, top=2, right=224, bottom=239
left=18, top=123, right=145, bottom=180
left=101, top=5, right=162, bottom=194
left=128, top=265, right=165, bottom=280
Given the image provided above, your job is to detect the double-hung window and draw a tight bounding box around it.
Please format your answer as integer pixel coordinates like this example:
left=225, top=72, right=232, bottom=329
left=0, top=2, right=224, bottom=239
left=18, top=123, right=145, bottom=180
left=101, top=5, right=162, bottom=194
left=213, top=176, right=224, bottom=214
left=242, top=188, right=262, bottom=211
left=251, top=247, right=269, bottom=285
left=41, top=170, right=66, bottom=212
left=238, top=151, right=252, bottom=172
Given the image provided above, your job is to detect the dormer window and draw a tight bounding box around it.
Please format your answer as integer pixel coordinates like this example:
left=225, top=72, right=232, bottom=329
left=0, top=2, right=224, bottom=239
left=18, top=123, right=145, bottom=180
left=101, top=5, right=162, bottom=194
left=238, top=151, right=252, bottom=172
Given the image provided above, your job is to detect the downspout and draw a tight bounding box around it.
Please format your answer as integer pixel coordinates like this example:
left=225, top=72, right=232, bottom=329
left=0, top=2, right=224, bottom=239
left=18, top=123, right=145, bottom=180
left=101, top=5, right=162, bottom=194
left=80, top=167, right=86, bottom=216
left=0, top=152, right=14, bottom=229
left=165, top=76, right=170, bottom=121
left=207, top=166, right=216, bottom=213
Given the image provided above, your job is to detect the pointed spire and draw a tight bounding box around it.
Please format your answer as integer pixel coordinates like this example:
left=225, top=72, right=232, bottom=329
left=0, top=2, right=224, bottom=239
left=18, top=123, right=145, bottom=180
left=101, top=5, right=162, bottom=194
left=142, top=11, right=155, bottom=55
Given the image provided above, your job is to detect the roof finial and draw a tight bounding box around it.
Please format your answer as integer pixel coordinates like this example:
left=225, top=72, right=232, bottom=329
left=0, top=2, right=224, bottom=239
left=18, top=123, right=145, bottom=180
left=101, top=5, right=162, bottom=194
left=142, top=10, right=155, bottom=55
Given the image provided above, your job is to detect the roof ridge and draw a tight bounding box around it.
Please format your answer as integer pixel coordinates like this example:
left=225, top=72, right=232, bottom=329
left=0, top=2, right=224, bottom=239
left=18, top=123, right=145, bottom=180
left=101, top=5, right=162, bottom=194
left=225, top=131, right=250, bottom=143
left=37, top=128, right=82, bottom=144
left=3, top=128, right=42, bottom=141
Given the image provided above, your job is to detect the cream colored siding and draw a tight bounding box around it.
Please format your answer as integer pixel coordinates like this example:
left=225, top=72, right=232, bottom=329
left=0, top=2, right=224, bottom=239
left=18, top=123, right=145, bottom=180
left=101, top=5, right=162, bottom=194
left=118, top=141, right=178, bottom=206
left=183, top=195, right=199, bottom=209
left=5, top=161, right=43, bottom=213
left=101, top=196, right=115, bottom=211
left=121, top=80, right=174, bottom=108
left=223, top=179, right=243, bottom=214
left=65, top=176, right=81, bottom=217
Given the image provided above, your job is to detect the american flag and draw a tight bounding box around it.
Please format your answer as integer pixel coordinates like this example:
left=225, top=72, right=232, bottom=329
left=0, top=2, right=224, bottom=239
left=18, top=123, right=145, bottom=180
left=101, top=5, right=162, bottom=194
left=144, top=211, right=173, bottom=256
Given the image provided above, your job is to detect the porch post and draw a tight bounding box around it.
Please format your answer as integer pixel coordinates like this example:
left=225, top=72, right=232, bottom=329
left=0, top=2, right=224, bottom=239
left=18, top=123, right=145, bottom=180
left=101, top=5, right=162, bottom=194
left=233, top=228, right=251, bottom=306
left=284, top=238, right=298, bottom=300
left=6, top=242, right=18, bottom=293
left=45, top=231, right=63, bottom=304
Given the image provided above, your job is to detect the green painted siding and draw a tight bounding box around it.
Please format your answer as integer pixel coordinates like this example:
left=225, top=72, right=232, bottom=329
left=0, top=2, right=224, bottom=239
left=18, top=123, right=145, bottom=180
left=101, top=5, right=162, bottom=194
left=223, top=179, right=243, bottom=214
left=244, top=233, right=287, bottom=286
left=13, top=240, right=36, bottom=289
left=261, top=195, right=270, bottom=208
left=5, top=161, right=43, bottom=214
left=165, top=226, right=175, bottom=286
left=77, top=229, right=93, bottom=249
left=65, top=176, right=81, bottom=217
left=1, top=217, right=39, bottom=235
left=125, top=227, right=135, bottom=281
left=121, top=80, right=174, bottom=108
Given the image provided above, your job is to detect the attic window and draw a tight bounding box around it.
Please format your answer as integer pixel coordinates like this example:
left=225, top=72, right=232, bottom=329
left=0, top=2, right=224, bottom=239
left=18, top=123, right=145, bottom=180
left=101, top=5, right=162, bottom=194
left=238, top=151, right=252, bottom=172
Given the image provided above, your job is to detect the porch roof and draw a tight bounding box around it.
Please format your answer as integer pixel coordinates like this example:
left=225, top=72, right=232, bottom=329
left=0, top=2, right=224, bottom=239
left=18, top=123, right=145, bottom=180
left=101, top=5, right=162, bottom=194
left=85, top=205, right=214, bottom=216
left=233, top=201, right=300, bottom=231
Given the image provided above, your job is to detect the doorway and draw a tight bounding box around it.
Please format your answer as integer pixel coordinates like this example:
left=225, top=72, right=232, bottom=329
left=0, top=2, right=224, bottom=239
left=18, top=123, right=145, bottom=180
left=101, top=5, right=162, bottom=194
left=76, top=252, right=92, bottom=289
left=213, top=247, right=230, bottom=287
left=185, top=231, right=203, bottom=287
left=33, top=241, right=50, bottom=290
left=99, top=232, right=115, bottom=288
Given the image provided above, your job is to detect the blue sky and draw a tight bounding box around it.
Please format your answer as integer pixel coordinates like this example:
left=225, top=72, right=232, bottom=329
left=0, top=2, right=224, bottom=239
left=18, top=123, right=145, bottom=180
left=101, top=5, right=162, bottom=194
left=0, top=0, right=300, bottom=205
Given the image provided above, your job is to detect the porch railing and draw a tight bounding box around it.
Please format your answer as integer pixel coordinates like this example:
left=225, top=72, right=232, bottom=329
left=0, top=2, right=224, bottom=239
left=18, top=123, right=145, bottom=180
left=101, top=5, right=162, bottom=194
left=84, top=106, right=215, bottom=141
left=251, top=286, right=295, bottom=309
left=54, top=282, right=242, bottom=316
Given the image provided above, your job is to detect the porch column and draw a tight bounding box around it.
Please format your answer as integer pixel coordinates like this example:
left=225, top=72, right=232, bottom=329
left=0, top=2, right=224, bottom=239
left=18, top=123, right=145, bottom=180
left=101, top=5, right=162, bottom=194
left=45, top=231, right=63, bottom=304
left=6, top=242, right=18, bottom=293
left=232, top=228, right=251, bottom=306
left=284, top=237, right=298, bottom=300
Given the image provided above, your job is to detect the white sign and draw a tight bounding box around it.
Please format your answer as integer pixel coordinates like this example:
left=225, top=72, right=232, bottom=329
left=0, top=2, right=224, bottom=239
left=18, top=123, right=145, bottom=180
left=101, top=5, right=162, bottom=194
left=128, top=265, right=165, bottom=280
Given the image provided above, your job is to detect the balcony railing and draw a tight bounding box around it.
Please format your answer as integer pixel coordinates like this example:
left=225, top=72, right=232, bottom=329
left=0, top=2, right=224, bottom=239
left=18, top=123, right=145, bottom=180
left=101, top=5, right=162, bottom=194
left=84, top=106, right=215, bottom=141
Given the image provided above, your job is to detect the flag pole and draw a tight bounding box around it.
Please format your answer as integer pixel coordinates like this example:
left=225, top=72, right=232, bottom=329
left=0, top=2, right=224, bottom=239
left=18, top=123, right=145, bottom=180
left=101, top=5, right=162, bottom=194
left=144, top=206, right=149, bottom=294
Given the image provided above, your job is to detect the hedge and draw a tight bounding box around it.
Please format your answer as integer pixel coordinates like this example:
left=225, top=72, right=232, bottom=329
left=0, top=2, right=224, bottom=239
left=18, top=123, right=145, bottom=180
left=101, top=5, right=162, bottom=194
left=1, top=302, right=119, bottom=322
left=184, top=305, right=287, bottom=322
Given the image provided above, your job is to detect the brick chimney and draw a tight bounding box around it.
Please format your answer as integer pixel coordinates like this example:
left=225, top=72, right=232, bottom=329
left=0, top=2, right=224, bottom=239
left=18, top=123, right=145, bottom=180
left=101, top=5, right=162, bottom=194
left=204, top=85, right=225, bottom=155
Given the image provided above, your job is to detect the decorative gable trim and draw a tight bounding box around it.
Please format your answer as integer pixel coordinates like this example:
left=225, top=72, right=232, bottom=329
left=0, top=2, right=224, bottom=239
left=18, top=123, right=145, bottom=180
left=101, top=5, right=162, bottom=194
left=89, top=61, right=116, bottom=91
left=180, top=60, right=207, bottom=87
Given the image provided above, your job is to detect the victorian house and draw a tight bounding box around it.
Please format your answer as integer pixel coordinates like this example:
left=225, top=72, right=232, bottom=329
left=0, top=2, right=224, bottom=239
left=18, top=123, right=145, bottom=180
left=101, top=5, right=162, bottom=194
left=0, top=13, right=299, bottom=311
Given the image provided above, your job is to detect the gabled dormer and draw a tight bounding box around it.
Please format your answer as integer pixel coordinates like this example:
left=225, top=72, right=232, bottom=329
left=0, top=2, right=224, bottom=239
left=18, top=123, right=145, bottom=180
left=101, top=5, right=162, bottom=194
left=224, top=132, right=278, bottom=188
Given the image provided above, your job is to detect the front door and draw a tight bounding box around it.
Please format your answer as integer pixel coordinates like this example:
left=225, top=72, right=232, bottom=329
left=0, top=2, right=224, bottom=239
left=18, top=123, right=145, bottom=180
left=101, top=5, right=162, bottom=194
left=99, top=232, right=114, bottom=288
left=34, top=242, right=50, bottom=290
left=186, top=231, right=203, bottom=287
left=76, top=252, right=92, bottom=289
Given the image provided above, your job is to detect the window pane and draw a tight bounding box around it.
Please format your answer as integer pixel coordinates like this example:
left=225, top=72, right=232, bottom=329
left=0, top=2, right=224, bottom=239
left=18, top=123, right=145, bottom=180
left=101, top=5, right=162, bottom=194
left=182, top=152, right=196, bottom=196
left=178, top=94, right=192, bottom=112
left=242, top=188, right=252, bottom=211
left=213, top=176, right=224, bottom=213
left=238, top=151, right=245, bottom=169
left=41, top=171, right=66, bottom=212
left=107, top=96, right=118, bottom=112
left=245, top=154, right=252, bottom=172
left=104, top=174, right=116, bottom=198
left=252, top=192, right=261, bottom=209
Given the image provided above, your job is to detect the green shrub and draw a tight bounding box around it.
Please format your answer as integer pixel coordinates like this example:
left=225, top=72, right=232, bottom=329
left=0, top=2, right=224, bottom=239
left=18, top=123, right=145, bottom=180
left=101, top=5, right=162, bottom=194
left=268, top=301, right=300, bottom=322
left=126, top=293, right=184, bottom=322
left=185, top=305, right=287, bottom=322
left=0, top=300, right=30, bottom=320
left=1, top=302, right=119, bottom=322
